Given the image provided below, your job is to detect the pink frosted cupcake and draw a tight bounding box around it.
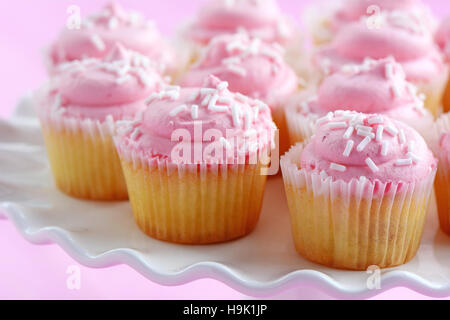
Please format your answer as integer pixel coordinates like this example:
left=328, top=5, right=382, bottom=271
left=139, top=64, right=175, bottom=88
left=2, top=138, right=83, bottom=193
left=286, top=58, right=432, bottom=144
left=314, top=10, right=447, bottom=117
left=281, top=111, right=437, bottom=270
left=36, top=45, right=165, bottom=200
left=115, top=75, right=275, bottom=244
left=47, top=2, right=176, bottom=76
left=435, top=17, right=450, bottom=113
left=305, top=0, right=436, bottom=46
left=177, top=0, right=304, bottom=77
left=180, top=33, right=299, bottom=155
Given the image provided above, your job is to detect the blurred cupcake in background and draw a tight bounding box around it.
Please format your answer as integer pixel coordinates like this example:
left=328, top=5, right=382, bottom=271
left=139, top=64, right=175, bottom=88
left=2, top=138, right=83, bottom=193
left=304, top=0, right=436, bottom=46
left=180, top=32, right=300, bottom=155
left=115, top=75, right=276, bottom=244
left=435, top=17, right=450, bottom=113
left=281, top=111, right=437, bottom=270
left=46, top=2, right=176, bottom=77
left=430, top=113, right=450, bottom=236
left=286, top=58, right=432, bottom=144
left=36, top=44, right=165, bottom=200
left=177, top=0, right=306, bottom=79
left=313, top=10, right=447, bottom=117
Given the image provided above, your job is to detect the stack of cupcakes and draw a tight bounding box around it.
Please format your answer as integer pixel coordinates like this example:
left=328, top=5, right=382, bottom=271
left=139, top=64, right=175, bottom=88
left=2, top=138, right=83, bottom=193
left=33, top=1, right=449, bottom=269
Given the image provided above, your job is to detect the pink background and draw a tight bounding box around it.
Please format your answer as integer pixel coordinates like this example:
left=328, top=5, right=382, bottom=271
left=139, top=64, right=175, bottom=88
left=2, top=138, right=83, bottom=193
left=1, top=0, right=449, bottom=300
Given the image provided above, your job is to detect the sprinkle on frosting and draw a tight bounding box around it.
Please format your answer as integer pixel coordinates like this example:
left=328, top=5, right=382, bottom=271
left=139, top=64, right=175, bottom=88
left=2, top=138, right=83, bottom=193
left=181, top=32, right=298, bottom=108
left=299, top=110, right=437, bottom=183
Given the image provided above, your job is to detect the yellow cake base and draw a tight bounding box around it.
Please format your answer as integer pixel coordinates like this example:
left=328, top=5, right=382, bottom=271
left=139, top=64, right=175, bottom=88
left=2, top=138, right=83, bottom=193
left=434, top=169, right=450, bottom=236
left=272, top=106, right=290, bottom=157
left=120, top=159, right=268, bottom=244
left=417, top=77, right=447, bottom=118
left=284, top=184, right=429, bottom=270
left=442, top=77, right=450, bottom=114
left=41, top=125, right=128, bottom=201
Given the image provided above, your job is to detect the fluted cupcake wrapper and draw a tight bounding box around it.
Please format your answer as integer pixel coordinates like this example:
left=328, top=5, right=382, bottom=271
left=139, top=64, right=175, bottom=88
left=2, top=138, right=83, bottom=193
left=285, top=106, right=317, bottom=145
left=430, top=113, right=450, bottom=235
left=280, top=142, right=436, bottom=270
left=39, top=112, right=128, bottom=200
left=117, top=145, right=270, bottom=244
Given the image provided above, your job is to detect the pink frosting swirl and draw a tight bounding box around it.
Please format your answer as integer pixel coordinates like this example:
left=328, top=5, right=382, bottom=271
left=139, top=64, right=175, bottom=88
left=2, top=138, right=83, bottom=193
left=116, top=75, right=275, bottom=163
left=315, top=11, right=445, bottom=82
left=186, top=0, right=296, bottom=45
left=298, top=58, right=431, bottom=126
left=180, top=33, right=298, bottom=108
left=330, top=0, right=436, bottom=35
left=300, top=111, right=437, bottom=183
left=48, top=2, right=176, bottom=74
left=435, top=17, right=450, bottom=62
left=39, top=45, right=165, bottom=121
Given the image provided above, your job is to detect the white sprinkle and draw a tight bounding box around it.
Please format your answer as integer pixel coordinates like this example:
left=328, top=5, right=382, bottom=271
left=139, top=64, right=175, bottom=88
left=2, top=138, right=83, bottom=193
left=208, top=94, right=219, bottom=110
left=236, top=93, right=249, bottom=102
left=136, top=69, right=151, bottom=87
left=356, top=125, right=373, bottom=132
left=391, top=84, right=402, bottom=98
left=115, top=75, right=132, bottom=84
left=169, top=104, right=187, bottom=117
left=191, top=104, right=199, bottom=119
left=201, top=94, right=212, bottom=107
left=189, top=90, right=200, bottom=102
left=357, top=136, right=372, bottom=152
left=395, top=158, right=413, bottom=166
left=381, top=141, right=389, bottom=156
left=145, top=92, right=161, bottom=105
left=330, top=163, right=347, bottom=172
left=368, top=116, right=384, bottom=125
left=399, top=129, right=406, bottom=144
left=385, top=63, right=394, bottom=80
left=165, top=90, right=180, bottom=101
left=90, top=34, right=105, bottom=51
left=201, top=88, right=215, bottom=95
left=385, top=125, right=399, bottom=136
left=231, top=104, right=241, bottom=127
left=108, top=17, right=119, bottom=29
left=343, top=140, right=354, bottom=157
left=253, top=106, right=259, bottom=120
left=130, top=128, right=141, bottom=141
left=357, top=130, right=375, bottom=139
left=227, top=64, right=247, bottom=76
left=222, top=56, right=241, bottom=65
left=218, top=97, right=233, bottom=105
left=326, top=121, right=348, bottom=130
left=365, top=157, right=379, bottom=173
left=408, top=141, right=416, bottom=152
left=376, top=125, right=384, bottom=142
left=217, top=81, right=229, bottom=91
left=209, top=105, right=229, bottom=112
left=407, top=152, right=421, bottom=163
left=343, top=126, right=355, bottom=139
left=165, top=85, right=180, bottom=91
left=316, top=112, right=333, bottom=126
left=220, top=137, right=231, bottom=149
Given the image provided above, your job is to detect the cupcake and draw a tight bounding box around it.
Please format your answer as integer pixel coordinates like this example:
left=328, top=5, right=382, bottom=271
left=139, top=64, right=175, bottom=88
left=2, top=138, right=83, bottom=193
left=47, top=2, right=176, bottom=76
left=180, top=32, right=299, bottom=155
left=114, top=75, right=275, bottom=244
left=281, top=111, right=437, bottom=270
left=430, top=113, right=450, bottom=236
left=36, top=45, right=165, bottom=200
left=177, top=0, right=304, bottom=78
left=286, top=58, right=433, bottom=144
left=314, top=10, right=447, bottom=117
left=435, top=17, right=450, bottom=113
left=304, top=0, right=436, bottom=46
